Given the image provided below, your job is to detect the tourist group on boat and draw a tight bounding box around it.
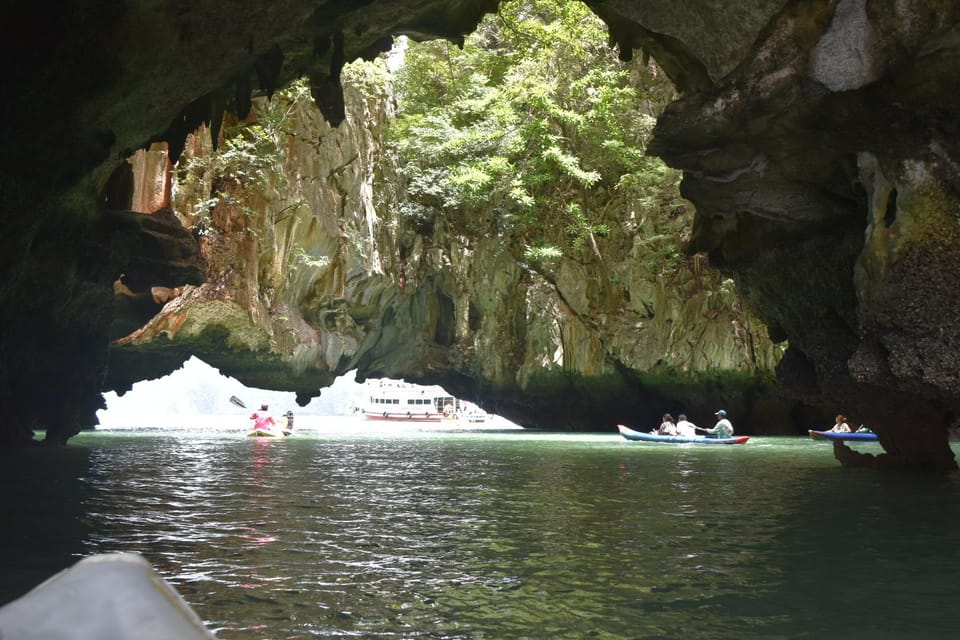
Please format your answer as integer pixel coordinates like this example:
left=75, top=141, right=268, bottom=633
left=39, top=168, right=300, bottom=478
left=617, top=409, right=750, bottom=445
left=233, top=383, right=884, bottom=447
left=228, top=395, right=295, bottom=438
left=247, top=404, right=295, bottom=437
left=354, top=379, right=488, bottom=423
left=651, top=410, right=734, bottom=439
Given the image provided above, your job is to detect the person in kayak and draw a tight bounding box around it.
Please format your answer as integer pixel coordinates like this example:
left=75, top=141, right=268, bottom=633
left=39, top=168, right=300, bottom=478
left=676, top=414, right=698, bottom=437
left=654, top=413, right=677, bottom=435
left=701, top=410, right=734, bottom=438
left=828, top=414, right=852, bottom=432
left=250, top=404, right=277, bottom=432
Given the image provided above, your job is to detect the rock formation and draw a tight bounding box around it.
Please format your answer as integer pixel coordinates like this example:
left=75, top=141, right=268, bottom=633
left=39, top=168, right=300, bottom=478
left=2, top=1, right=958, bottom=469
left=642, top=0, right=960, bottom=469
left=107, top=70, right=787, bottom=438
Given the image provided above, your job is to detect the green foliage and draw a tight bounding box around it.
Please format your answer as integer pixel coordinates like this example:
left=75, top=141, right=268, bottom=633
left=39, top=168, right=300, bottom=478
left=565, top=203, right=608, bottom=251
left=523, top=243, right=563, bottom=262
left=291, top=247, right=330, bottom=270
left=177, top=78, right=311, bottom=229
left=216, top=124, right=280, bottom=185
left=341, top=57, right=391, bottom=94
left=387, top=0, right=688, bottom=266
left=543, top=146, right=600, bottom=187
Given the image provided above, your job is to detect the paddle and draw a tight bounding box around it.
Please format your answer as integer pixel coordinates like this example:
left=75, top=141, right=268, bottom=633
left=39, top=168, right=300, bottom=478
left=231, top=396, right=261, bottom=434
left=692, top=426, right=720, bottom=439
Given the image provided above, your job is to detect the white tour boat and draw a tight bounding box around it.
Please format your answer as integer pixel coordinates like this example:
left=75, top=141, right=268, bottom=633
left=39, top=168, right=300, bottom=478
left=358, top=379, right=487, bottom=423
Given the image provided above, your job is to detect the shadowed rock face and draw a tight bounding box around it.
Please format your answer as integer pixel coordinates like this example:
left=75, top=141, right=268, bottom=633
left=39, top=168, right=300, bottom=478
left=1, top=0, right=500, bottom=446
left=644, top=0, right=960, bottom=469
left=2, top=1, right=959, bottom=468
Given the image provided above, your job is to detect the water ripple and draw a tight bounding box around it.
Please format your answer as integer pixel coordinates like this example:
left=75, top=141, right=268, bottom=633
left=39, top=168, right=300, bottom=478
left=6, top=431, right=960, bottom=638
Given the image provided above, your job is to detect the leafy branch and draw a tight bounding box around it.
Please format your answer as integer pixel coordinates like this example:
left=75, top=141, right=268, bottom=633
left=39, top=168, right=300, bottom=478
left=386, top=0, right=683, bottom=268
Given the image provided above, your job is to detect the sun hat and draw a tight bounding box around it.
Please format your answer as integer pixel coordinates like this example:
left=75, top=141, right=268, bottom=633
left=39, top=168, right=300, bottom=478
left=715, top=409, right=727, bottom=417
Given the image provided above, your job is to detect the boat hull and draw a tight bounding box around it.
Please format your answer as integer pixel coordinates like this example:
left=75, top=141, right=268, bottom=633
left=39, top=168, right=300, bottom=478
left=363, top=412, right=445, bottom=422
left=617, top=424, right=749, bottom=445
left=247, top=429, right=291, bottom=438
left=808, top=429, right=878, bottom=442
left=0, top=553, right=215, bottom=639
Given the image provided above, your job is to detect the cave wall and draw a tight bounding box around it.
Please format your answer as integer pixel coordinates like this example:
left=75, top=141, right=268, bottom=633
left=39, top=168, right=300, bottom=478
left=1, top=0, right=500, bottom=445
left=3, top=1, right=960, bottom=468
left=643, top=0, right=960, bottom=468
left=109, top=63, right=786, bottom=434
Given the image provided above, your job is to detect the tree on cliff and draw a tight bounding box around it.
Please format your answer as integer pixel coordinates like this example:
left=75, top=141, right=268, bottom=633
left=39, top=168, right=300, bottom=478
left=386, top=0, right=688, bottom=269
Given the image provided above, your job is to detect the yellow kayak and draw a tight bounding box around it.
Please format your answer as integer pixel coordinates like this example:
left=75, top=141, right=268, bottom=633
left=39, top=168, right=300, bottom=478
left=247, top=429, right=291, bottom=438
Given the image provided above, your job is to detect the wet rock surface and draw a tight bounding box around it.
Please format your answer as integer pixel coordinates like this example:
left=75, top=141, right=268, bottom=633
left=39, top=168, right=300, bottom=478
left=2, top=1, right=959, bottom=469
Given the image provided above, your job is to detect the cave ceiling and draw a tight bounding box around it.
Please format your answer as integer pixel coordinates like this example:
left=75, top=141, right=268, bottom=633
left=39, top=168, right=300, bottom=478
left=3, top=1, right=960, bottom=469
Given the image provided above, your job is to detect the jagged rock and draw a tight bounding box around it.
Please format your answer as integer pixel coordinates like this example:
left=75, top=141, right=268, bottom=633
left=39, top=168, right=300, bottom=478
left=112, top=71, right=785, bottom=435
left=645, top=0, right=960, bottom=469
left=1, top=1, right=958, bottom=469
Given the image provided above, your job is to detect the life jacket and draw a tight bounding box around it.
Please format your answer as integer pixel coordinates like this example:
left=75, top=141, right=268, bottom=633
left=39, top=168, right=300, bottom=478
left=250, top=413, right=276, bottom=431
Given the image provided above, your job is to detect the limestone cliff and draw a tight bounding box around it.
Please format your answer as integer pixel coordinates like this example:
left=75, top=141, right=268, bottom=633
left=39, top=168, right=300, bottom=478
left=2, top=0, right=959, bottom=469
left=642, top=0, right=960, bottom=469
left=107, top=66, right=788, bottom=431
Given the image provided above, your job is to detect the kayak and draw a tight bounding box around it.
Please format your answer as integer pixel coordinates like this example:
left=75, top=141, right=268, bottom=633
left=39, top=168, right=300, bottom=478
left=617, top=424, right=749, bottom=445
left=808, top=429, right=878, bottom=442
left=247, top=429, right=292, bottom=438
left=0, top=552, right=215, bottom=639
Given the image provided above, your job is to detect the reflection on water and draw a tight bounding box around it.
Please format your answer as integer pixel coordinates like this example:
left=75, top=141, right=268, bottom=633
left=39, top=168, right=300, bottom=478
left=4, top=424, right=960, bottom=639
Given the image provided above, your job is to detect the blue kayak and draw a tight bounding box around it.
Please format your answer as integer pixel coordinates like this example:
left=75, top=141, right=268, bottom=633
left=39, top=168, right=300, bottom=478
left=618, top=424, right=749, bottom=445
left=808, top=429, right=878, bottom=442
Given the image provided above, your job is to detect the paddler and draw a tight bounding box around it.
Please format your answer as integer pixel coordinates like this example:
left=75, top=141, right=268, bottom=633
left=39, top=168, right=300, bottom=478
left=700, top=409, right=734, bottom=438
left=250, top=404, right=277, bottom=432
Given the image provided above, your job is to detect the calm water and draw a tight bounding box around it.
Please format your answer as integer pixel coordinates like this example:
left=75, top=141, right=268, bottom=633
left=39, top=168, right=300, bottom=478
left=4, top=419, right=960, bottom=639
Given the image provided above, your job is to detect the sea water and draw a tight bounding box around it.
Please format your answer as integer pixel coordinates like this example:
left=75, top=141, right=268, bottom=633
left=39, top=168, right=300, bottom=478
left=3, top=417, right=959, bottom=639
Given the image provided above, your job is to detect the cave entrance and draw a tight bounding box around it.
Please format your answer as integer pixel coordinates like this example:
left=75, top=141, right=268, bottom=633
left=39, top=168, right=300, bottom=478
left=102, top=0, right=759, bottom=436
